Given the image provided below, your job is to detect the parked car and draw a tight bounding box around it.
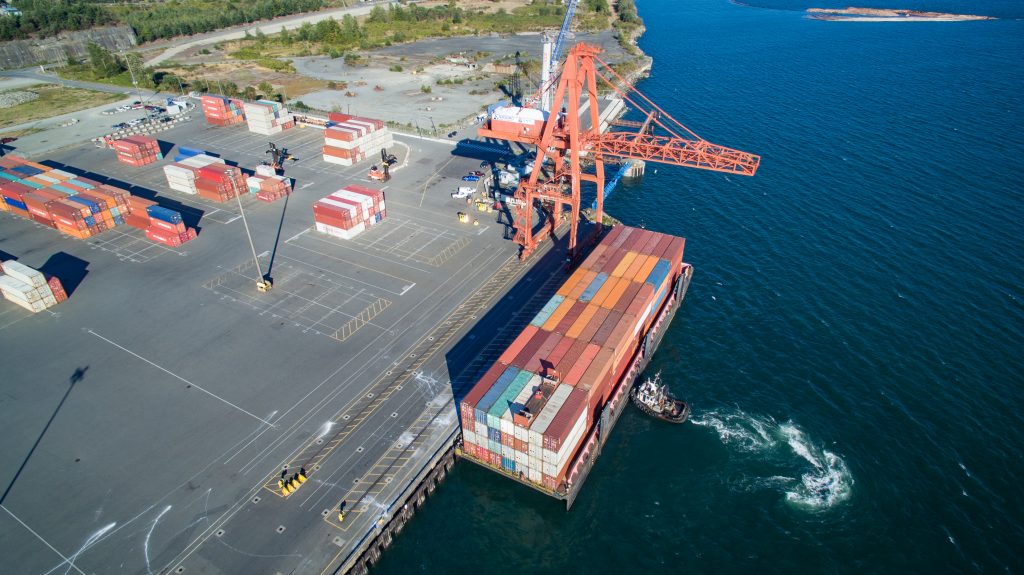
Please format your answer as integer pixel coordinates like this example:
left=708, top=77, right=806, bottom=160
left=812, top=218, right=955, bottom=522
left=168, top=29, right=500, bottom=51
left=112, top=122, right=128, bottom=130
left=145, top=106, right=165, bottom=113
left=0, top=137, right=17, bottom=145
left=447, top=130, right=458, bottom=138
left=468, top=170, right=484, bottom=177
left=451, top=186, right=476, bottom=199
left=127, top=118, right=145, bottom=127
left=462, top=175, right=480, bottom=182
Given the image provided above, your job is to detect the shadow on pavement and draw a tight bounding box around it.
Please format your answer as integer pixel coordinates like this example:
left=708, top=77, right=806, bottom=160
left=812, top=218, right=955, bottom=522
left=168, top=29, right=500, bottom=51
left=38, top=252, right=89, bottom=297
left=0, top=366, right=87, bottom=506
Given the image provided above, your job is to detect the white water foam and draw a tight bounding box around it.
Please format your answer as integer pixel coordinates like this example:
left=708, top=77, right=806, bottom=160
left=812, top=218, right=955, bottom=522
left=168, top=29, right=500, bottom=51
left=690, top=409, right=778, bottom=453
left=780, top=423, right=853, bottom=509
left=692, top=409, right=853, bottom=510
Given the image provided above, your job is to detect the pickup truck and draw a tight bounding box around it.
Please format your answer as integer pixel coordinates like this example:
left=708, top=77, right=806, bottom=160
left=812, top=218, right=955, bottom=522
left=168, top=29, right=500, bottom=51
left=451, top=186, right=476, bottom=199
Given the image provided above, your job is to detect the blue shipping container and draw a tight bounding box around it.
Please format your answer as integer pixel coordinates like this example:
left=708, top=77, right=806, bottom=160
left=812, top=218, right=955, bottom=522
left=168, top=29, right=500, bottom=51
left=19, top=179, right=43, bottom=190
left=579, top=272, right=609, bottom=302
left=530, top=294, right=566, bottom=327
left=68, top=179, right=93, bottom=189
left=644, top=259, right=671, bottom=290
left=146, top=205, right=183, bottom=224
left=176, top=147, right=204, bottom=158
left=3, top=197, right=27, bottom=211
left=11, top=165, right=42, bottom=177
left=66, top=195, right=101, bottom=214
left=474, top=366, right=520, bottom=423
left=487, top=427, right=501, bottom=442
left=0, top=171, right=22, bottom=182
left=488, top=439, right=501, bottom=453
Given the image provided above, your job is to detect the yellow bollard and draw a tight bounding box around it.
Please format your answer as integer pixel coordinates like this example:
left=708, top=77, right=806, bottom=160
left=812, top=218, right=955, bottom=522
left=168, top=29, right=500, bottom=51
left=338, top=511, right=346, bottom=522
left=297, top=471, right=307, bottom=484
left=284, top=481, right=294, bottom=495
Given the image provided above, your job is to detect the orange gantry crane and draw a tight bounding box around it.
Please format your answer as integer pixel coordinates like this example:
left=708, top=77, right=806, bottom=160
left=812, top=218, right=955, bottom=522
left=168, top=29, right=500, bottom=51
left=478, top=43, right=761, bottom=260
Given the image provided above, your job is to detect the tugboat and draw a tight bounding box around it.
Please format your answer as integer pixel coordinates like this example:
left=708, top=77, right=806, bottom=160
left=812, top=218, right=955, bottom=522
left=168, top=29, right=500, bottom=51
left=630, top=371, right=690, bottom=423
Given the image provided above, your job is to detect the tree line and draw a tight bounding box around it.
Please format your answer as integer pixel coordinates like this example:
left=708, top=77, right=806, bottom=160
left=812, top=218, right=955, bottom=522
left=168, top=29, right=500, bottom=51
left=0, top=0, right=324, bottom=43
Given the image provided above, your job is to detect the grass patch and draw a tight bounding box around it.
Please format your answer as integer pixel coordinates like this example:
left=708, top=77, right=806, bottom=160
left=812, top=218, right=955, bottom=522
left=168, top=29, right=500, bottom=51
left=0, top=85, right=124, bottom=129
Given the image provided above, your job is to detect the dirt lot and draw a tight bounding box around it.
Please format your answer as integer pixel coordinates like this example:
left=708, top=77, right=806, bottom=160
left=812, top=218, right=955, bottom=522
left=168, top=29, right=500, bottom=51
left=0, top=84, right=124, bottom=129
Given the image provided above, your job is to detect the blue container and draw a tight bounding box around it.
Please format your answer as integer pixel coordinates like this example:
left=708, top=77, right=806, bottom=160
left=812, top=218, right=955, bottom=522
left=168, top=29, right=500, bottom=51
left=49, top=184, right=76, bottom=194
left=530, top=294, right=566, bottom=327
left=0, top=171, right=22, bottom=182
left=644, top=259, right=671, bottom=290
left=3, top=197, right=27, bottom=211
left=18, top=179, right=43, bottom=189
left=84, top=215, right=96, bottom=227
left=579, top=272, right=609, bottom=302
left=146, top=205, right=183, bottom=224
left=501, top=457, right=515, bottom=472
left=66, top=195, right=101, bottom=214
left=475, top=366, right=520, bottom=424
left=176, top=147, right=203, bottom=158
left=68, top=179, right=93, bottom=189
left=11, top=165, right=42, bottom=177
left=113, top=215, right=125, bottom=226
left=488, top=439, right=500, bottom=453
left=487, top=427, right=501, bottom=442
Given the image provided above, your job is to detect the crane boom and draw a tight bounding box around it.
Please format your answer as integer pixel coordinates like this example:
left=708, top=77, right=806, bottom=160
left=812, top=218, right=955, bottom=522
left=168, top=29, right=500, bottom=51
left=551, top=0, right=580, bottom=73
left=479, top=42, right=760, bottom=260
left=586, top=133, right=760, bottom=175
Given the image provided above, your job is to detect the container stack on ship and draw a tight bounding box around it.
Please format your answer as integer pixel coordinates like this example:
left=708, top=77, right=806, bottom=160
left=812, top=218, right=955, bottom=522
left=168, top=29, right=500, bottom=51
left=459, top=225, right=690, bottom=506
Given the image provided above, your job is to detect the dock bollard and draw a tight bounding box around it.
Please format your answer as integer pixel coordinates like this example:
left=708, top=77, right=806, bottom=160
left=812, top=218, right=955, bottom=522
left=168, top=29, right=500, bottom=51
left=298, top=468, right=307, bottom=483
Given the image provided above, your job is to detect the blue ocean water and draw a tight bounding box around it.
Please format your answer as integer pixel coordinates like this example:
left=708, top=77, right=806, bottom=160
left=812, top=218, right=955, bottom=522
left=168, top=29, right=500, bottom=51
left=375, top=0, right=1024, bottom=572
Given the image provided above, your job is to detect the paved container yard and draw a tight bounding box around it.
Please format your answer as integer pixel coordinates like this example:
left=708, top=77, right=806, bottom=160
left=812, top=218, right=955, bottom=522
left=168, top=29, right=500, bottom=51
left=0, top=117, right=574, bottom=574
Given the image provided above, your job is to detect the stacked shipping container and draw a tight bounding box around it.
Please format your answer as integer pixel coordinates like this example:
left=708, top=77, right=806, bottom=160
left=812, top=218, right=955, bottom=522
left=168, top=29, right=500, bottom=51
left=201, top=95, right=246, bottom=126
left=0, top=260, right=68, bottom=312
left=0, top=155, right=130, bottom=239
left=111, top=136, right=162, bottom=167
left=322, top=113, right=393, bottom=167
left=123, top=196, right=197, bottom=247
left=0, top=155, right=196, bottom=247
left=246, top=164, right=292, bottom=203
left=243, top=100, right=293, bottom=135
left=459, top=226, right=686, bottom=493
left=162, top=154, right=246, bottom=201
left=312, top=184, right=387, bottom=240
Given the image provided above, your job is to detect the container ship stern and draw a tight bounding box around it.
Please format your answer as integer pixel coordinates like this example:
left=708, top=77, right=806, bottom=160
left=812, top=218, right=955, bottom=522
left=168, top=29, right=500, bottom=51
left=458, top=225, right=692, bottom=508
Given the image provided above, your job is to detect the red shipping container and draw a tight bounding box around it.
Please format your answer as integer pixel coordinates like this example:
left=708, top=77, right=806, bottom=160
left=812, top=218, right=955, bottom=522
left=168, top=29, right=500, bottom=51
left=542, top=387, right=587, bottom=452
left=525, top=331, right=563, bottom=376
left=498, top=325, right=538, bottom=365
left=511, top=329, right=549, bottom=371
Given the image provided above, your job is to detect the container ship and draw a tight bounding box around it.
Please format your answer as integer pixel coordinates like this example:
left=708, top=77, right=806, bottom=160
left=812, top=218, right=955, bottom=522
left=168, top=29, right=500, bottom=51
left=458, top=225, right=691, bottom=508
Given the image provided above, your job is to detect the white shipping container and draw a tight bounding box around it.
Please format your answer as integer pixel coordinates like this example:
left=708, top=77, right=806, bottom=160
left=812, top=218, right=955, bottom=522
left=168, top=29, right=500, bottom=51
left=1, top=260, right=46, bottom=288
left=528, top=467, right=542, bottom=483
left=35, top=174, right=59, bottom=184
left=255, top=164, right=277, bottom=177
left=463, top=430, right=478, bottom=446
left=5, top=296, right=46, bottom=313
left=315, top=221, right=364, bottom=239
left=528, top=455, right=542, bottom=471
left=474, top=421, right=487, bottom=438
left=514, top=450, right=528, bottom=466
left=322, top=155, right=356, bottom=166
left=316, top=198, right=359, bottom=219
left=168, top=183, right=197, bottom=194
left=500, top=444, right=513, bottom=458
left=528, top=384, right=573, bottom=447
left=50, top=169, right=76, bottom=179
left=500, top=418, right=514, bottom=437
left=528, top=443, right=541, bottom=459
left=542, top=408, right=587, bottom=465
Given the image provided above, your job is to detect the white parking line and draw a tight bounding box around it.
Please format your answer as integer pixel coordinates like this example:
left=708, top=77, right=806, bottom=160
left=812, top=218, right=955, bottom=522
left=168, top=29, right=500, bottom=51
left=87, top=329, right=276, bottom=427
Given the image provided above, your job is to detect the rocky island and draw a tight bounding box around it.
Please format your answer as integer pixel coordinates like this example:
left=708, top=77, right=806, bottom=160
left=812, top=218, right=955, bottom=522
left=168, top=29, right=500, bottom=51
left=807, top=7, right=994, bottom=21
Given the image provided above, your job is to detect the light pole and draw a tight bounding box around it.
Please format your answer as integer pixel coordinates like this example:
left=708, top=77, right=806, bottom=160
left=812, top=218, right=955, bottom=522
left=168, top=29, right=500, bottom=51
left=121, top=50, right=143, bottom=103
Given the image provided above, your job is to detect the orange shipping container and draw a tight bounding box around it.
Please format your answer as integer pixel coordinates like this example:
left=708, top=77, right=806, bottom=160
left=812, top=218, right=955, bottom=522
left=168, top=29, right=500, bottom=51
left=633, top=255, right=659, bottom=284
left=556, top=267, right=587, bottom=297
left=590, top=276, right=621, bottom=308
left=611, top=251, right=638, bottom=277
left=623, top=251, right=647, bottom=281
left=577, top=307, right=610, bottom=343
left=602, top=276, right=631, bottom=310
left=542, top=297, right=576, bottom=332
left=566, top=304, right=599, bottom=339
left=567, top=270, right=597, bottom=301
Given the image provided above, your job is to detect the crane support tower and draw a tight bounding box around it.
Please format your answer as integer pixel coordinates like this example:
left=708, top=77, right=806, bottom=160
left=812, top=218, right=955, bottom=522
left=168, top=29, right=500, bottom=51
left=479, top=43, right=761, bottom=261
